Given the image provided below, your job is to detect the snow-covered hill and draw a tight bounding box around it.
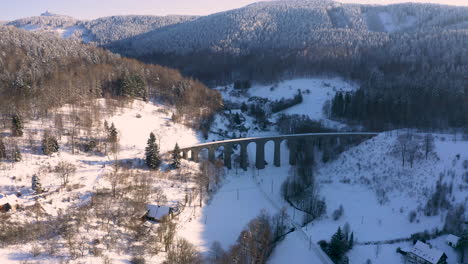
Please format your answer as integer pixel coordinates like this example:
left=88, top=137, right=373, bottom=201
left=107, top=0, right=468, bottom=57
left=6, top=13, right=86, bottom=40
left=8, top=1, right=468, bottom=52
left=6, top=14, right=195, bottom=44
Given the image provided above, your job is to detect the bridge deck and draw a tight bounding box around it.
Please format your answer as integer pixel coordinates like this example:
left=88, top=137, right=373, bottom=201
left=180, top=132, right=379, bottom=150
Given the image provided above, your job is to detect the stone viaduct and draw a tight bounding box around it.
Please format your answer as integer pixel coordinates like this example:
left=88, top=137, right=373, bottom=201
left=178, top=133, right=379, bottom=170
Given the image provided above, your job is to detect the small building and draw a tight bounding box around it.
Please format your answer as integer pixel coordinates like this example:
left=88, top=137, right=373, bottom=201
left=0, top=194, right=18, bottom=213
left=446, top=234, right=460, bottom=248
left=0, top=203, right=12, bottom=213
left=406, top=241, right=448, bottom=264
left=144, top=205, right=174, bottom=222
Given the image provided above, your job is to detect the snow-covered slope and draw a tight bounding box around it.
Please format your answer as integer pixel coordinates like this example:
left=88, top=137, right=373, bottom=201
left=365, top=11, right=417, bottom=32
left=173, top=80, right=466, bottom=263
left=0, top=99, right=203, bottom=263
left=6, top=13, right=87, bottom=40
left=177, top=131, right=466, bottom=264
left=307, top=132, right=467, bottom=264
left=7, top=14, right=196, bottom=44
left=81, top=15, right=197, bottom=45
left=7, top=1, right=468, bottom=56
left=211, top=77, right=358, bottom=139
left=174, top=128, right=466, bottom=264
left=0, top=77, right=465, bottom=264
left=107, top=0, right=468, bottom=57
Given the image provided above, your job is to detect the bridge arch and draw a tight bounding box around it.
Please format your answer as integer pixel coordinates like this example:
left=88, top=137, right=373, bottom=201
left=178, top=133, right=378, bottom=170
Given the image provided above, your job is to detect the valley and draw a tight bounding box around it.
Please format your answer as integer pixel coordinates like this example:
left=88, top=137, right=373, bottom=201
left=0, top=0, right=467, bottom=263
left=0, top=78, right=465, bottom=263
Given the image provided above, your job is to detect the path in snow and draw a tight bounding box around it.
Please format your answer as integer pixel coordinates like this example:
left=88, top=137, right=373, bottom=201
left=251, top=170, right=334, bottom=264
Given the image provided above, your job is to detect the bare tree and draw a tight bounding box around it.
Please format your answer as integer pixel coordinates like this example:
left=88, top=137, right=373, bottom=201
left=164, top=238, right=202, bottom=264
left=423, top=134, right=435, bottom=160
left=108, top=153, right=123, bottom=197
left=157, top=217, right=177, bottom=252
left=207, top=241, right=226, bottom=264
left=407, top=137, right=422, bottom=168
left=54, top=161, right=77, bottom=186
left=54, top=113, right=64, bottom=140
left=68, top=109, right=81, bottom=155
left=394, top=133, right=410, bottom=167
left=132, top=172, right=152, bottom=205
left=154, top=186, right=168, bottom=205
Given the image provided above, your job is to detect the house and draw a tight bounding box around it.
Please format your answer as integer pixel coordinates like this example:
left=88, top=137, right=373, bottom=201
left=144, top=205, right=174, bottom=222
left=0, top=203, right=12, bottom=213
left=446, top=234, right=460, bottom=248
left=406, top=241, right=447, bottom=264
left=0, top=194, right=18, bottom=213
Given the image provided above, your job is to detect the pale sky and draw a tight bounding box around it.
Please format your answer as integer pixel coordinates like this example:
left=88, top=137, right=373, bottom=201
left=0, top=0, right=466, bottom=21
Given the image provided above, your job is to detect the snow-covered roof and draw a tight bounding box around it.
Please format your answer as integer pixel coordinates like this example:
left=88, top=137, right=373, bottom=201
left=146, top=205, right=171, bottom=220
left=446, top=234, right=460, bottom=246
left=410, top=241, right=445, bottom=264
left=0, top=194, right=18, bottom=206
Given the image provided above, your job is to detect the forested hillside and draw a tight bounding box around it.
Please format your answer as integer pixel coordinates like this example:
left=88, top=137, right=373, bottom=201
left=81, top=15, right=196, bottom=45
left=0, top=25, right=221, bottom=129
left=7, top=0, right=468, bottom=130
left=105, top=0, right=468, bottom=130
left=6, top=14, right=196, bottom=44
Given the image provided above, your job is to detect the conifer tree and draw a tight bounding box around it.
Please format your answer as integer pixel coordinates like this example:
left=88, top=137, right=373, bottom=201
left=171, top=143, right=181, bottom=169
left=13, top=145, right=21, bottom=162
left=348, top=232, right=354, bottom=250
left=457, top=231, right=468, bottom=263
left=329, top=227, right=347, bottom=262
left=145, top=132, right=161, bottom=169
left=11, top=114, right=24, bottom=137
left=42, top=131, right=59, bottom=156
left=241, top=102, right=248, bottom=112
left=108, top=122, right=118, bottom=143
left=0, top=137, right=6, bottom=160
left=32, top=174, right=43, bottom=194
left=104, top=120, right=109, bottom=134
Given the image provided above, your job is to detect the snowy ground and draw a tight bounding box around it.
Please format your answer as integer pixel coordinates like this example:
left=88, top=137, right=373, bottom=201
left=0, top=78, right=465, bottom=264
left=213, top=78, right=358, bottom=136
left=348, top=234, right=459, bottom=264
left=364, top=10, right=417, bottom=33
left=181, top=79, right=466, bottom=264
left=178, top=131, right=466, bottom=264
left=0, top=99, right=203, bottom=263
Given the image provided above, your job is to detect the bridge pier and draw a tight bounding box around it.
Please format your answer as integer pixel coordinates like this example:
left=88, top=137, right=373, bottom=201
left=289, top=139, right=297, bottom=166
left=224, top=144, right=233, bottom=169
left=317, top=137, right=323, bottom=150
left=274, top=139, right=281, bottom=167
left=191, top=149, right=199, bottom=163
left=208, top=147, right=216, bottom=162
left=256, top=140, right=266, bottom=169
left=305, top=139, right=315, bottom=164
left=240, top=143, right=248, bottom=171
